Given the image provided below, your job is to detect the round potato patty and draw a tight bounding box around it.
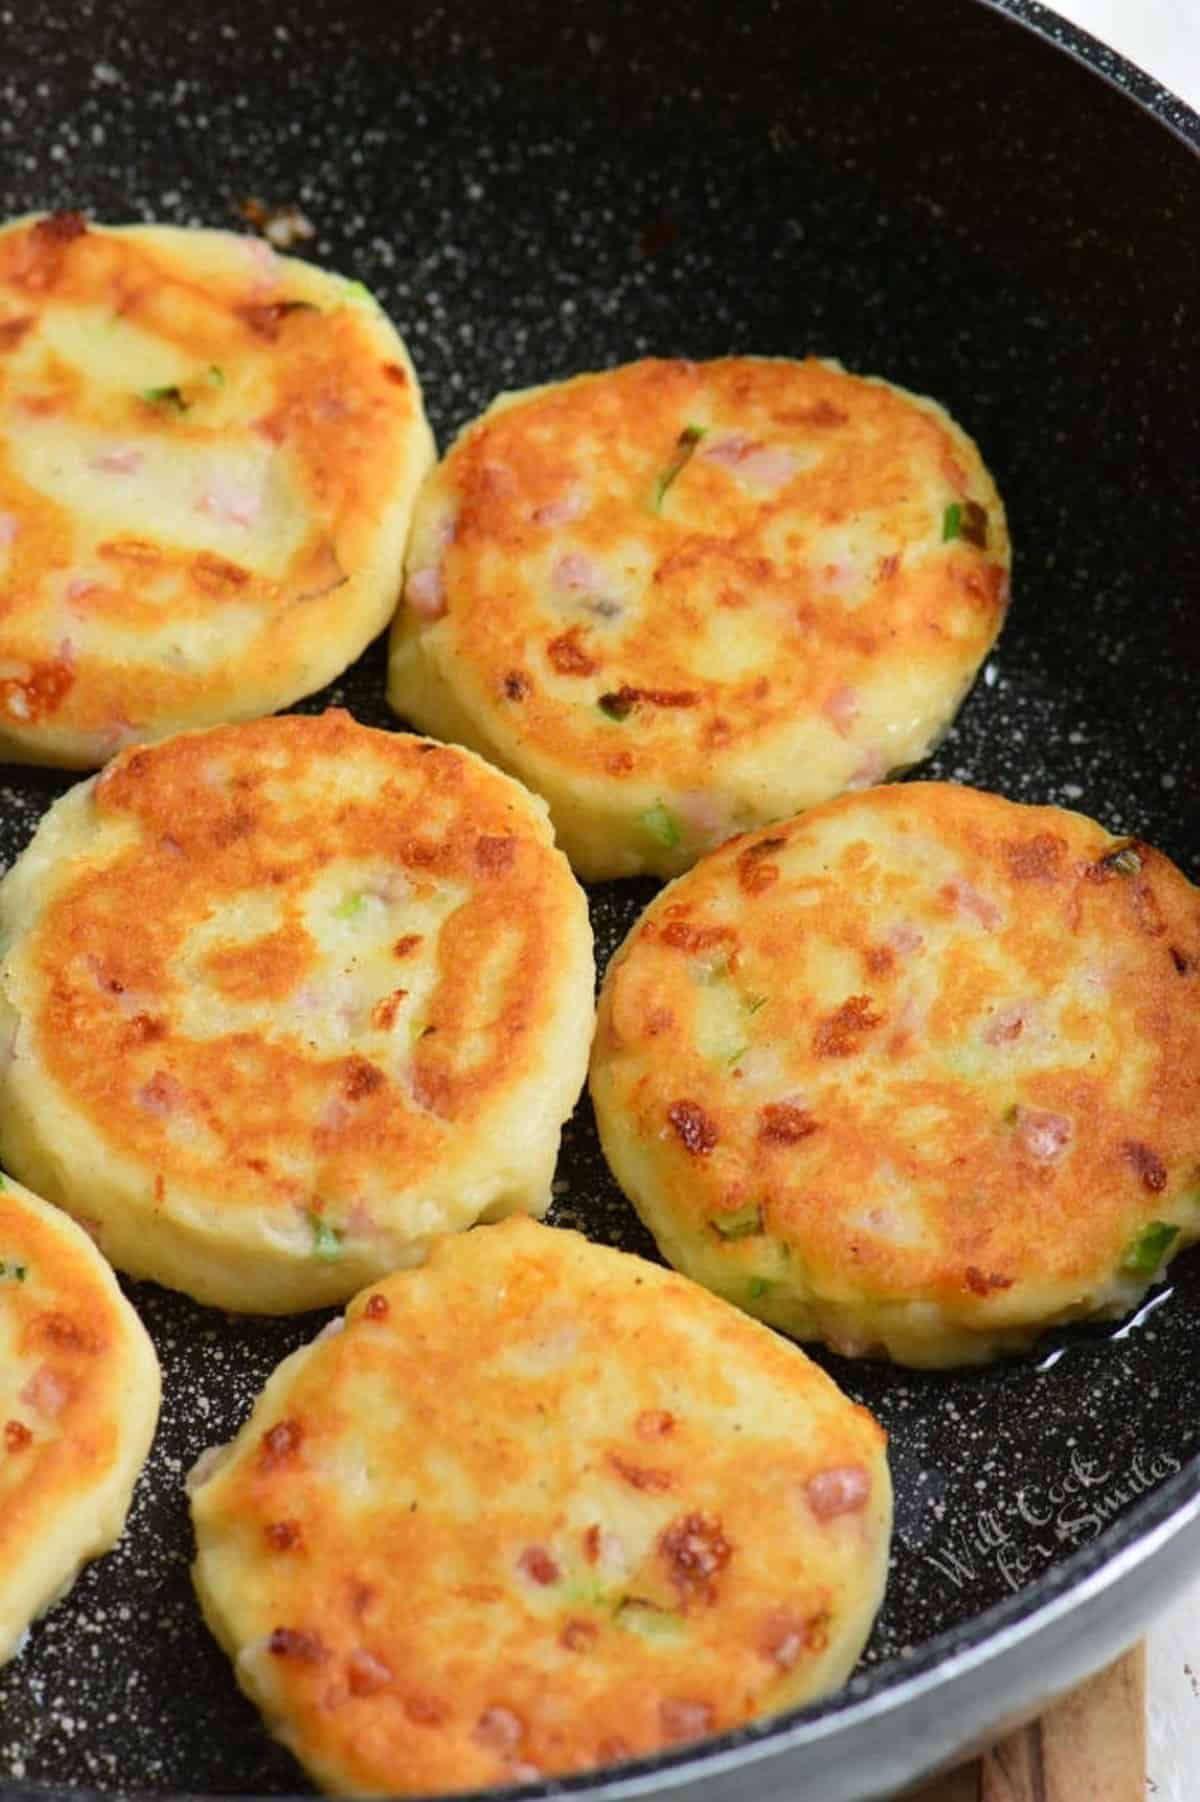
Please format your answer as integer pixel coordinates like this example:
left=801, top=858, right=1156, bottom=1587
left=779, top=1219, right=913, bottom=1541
left=0, top=1174, right=159, bottom=1664
left=589, top=782, right=1200, bottom=1366
left=189, top=1217, right=891, bottom=1795
left=0, top=711, right=594, bottom=1313
left=0, top=210, right=434, bottom=765
left=388, top=356, right=1009, bottom=878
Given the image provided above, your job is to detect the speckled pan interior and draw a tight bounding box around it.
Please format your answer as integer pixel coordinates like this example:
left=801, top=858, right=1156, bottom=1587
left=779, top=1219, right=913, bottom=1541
left=0, top=0, right=1197, bottom=1793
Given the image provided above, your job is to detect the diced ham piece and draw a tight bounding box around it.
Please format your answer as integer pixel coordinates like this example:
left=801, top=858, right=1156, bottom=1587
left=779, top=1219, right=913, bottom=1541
left=822, top=683, right=859, bottom=737
left=478, top=461, right=516, bottom=496
left=676, top=789, right=728, bottom=842
left=135, top=1070, right=186, bottom=1118
left=91, top=445, right=143, bottom=475
left=815, top=558, right=862, bottom=595
left=702, top=435, right=798, bottom=489
left=532, top=488, right=585, bottom=527
left=319, top=1097, right=350, bottom=1132
left=21, top=1366, right=69, bottom=1418
left=889, top=922, right=924, bottom=956
left=1014, top=1106, right=1072, bottom=1165
left=66, top=576, right=100, bottom=602
left=517, top=1545, right=560, bottom=1585
left=552, top=549, right=601, bottom=590
left=658, top=1699, right=714, bottom=1742
left=946, top=878, right=1002, bottom=930
left=239, top=233, right=281, bottom=291
left=759, top=1608, right=808, bottom=1670
left=406, top=566, right=445, bottom=620
left=186, top=1444, right=230, bottom=1494
left=845, top=747, right=889, bottom=791
left=984, top=1000, right=1033, bottom=1046
left=347, top=1648, right=393, bottom=1697
left=473, top=1707, right=523, bottom=1755
left=199, top=476, right=263, bottom=528
left=582, top=1524, right=629, bottom=1577
left=0, top=513, right=18, bottom=546
left=806, top=1464, right=871, bottom=1520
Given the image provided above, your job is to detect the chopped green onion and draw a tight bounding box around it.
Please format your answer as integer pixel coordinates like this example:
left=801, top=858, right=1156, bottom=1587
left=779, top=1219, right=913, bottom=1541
left=334, top=893, right=367, bottom=920
left=748, top=1277, right=770, bottom=1300
left=207, top=365, right=225, bottom=387
left=744, top=993, right=768, bottom=1015
left=598, top=690, right=635, bottom=722
left=721, top=1041, right=749, bottom=1067
left=639, top=801, right=681, bottom=849
left=141, top=384, right=189, bottom=413
left=652, top=423, right=706, bottom=511
left=341, top=278, right=374, bottom=303
left=943, top=499, right=988, bottom=547
left=0, top=1259, right=27, bottom=1281
left=307, top=1210, right=342, bottom=1261
left=711, top=1204, right=763, bottom=1241
left=615, top=1598, right=686, bottom=1641
left=561, top=1578, right=609, bottom=1608
left=1122, top=1220, right=1179, bottom=1275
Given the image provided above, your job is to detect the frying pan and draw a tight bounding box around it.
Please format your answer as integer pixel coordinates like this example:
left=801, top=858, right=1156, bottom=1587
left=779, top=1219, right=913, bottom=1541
left=0, top=0, right=1197, bottom=1797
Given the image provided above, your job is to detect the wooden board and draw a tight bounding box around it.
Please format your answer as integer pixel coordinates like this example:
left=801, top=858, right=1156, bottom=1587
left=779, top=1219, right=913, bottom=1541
left=908, top=1644, right=1145, bottom=1801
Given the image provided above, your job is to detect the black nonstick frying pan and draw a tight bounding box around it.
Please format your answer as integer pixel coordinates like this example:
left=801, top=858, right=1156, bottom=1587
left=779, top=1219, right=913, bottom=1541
left=1, top=1, right=1197, bottom=1797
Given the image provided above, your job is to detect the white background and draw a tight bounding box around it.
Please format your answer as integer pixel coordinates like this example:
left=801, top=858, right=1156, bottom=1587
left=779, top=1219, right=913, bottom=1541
left=1051, top=0, right=1200, bottom=107
left=998, top=5, right=1197, bottom=1796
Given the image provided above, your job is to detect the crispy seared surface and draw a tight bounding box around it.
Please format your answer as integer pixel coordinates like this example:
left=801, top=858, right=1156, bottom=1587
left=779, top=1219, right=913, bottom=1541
left=0, top=712, right=594, bottom=1311
left=0, top=211, right=433, bottom=765
left=0, top=1175, right=159, bottom=1663
left=388, top=357, right=1009, bottom=877
left=190, top=1217, right=891, bottom=1795
left=590, top=782, right=1200, bottom=1365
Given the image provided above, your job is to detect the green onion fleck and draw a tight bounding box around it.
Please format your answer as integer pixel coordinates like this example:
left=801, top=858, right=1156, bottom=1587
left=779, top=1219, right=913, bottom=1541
left=652, top=423, right=706, bottom=512
left=0, top=1259, right=28, bottom=1282
left=943, top=499, right=988, bottom=547
left=1122, top=1220, right=1179, bottom=1275
left=1108, top=845, right=1143, bottom=876
left=341, top=279, right=374, bottom=303
left=615, top=1598, right=686, bottom=1641
left=711, top=1203, right=763, bottom=1241
left=639, top=801, right=681, bottom=849
left=744, top=993, right=768, bottom=1015
left=307, top=1210, right=342, bottom=1261
left=141, top=384, right=189, bottom=413
left=722, top=1041, right=749, bottom=1067
left=334, top=893, right=367, bottom=920
left=598, top=689, right=636, bottom=722
left=748, top=1277, right=770, bottom=1300
left=207, top=365, right=225, bottom=387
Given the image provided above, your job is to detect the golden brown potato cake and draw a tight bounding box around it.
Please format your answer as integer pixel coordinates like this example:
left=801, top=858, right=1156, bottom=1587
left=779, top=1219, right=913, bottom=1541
left=0, top=211, right=433, bottom=765
left=590, top=782, right=1200, bottom=1366
left=0, top=1174, right=159, bottom=1664
left=388, top=356, right=1009, bottom=877
left=0, top=712, right=594, bottom=1312
left=190, top=1217, right=891, bottom=1795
